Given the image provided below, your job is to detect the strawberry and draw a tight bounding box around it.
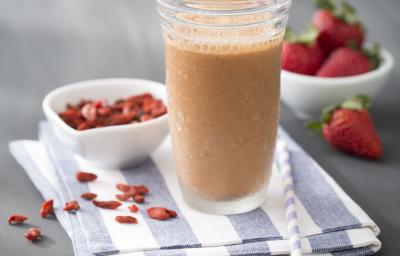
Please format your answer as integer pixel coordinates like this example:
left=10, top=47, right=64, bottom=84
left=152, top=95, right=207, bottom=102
left=316, top=45, right=380, bottom=77
left=282, top=26, right=326, bottom=75
left=312, top=0, right=364, bottom=53
left=307, top=95, right=383, bottom=159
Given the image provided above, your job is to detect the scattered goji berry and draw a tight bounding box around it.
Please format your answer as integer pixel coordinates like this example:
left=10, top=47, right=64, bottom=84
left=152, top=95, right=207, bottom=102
left=134, top=185, right=149, bottom=195
left=115, top=216, right=138, bottom=224
left=8, top=214, right=28, bottom=225
left=64, top=201, right=80, bottom=212
left=116, top=183, right=131, bottom=192
left=24, top=227, right=41, bottom=242
left=92, top=200, right=121, bottom=209
left=40, top=199, right=54, bottom=218
left=76, top=171, right=97, bottom=182
left=128, top=204, right=139, bottom=213
left=134, top=194, right=145, bottom=204
left=81, top=192, right=97, bottom=200
left=115, top=193, right=133, bottom=202
left=147, top=207, right=171, bottom=221
left=165, top=208, right=177, bottom=218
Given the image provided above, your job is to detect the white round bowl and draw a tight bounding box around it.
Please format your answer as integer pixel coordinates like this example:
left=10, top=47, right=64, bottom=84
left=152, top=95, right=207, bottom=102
left=43, top=78, right=169, bottom=169
left=281, top=47, right=394, bottom=120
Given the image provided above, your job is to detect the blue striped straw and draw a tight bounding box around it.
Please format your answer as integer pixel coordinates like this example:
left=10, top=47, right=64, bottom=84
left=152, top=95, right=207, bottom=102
left=276, top=139, right=303, bottom=256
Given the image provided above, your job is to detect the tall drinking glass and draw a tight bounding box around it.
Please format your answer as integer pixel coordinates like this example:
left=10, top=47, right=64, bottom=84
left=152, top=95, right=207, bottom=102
left=157, top=0, right=291, bottom=214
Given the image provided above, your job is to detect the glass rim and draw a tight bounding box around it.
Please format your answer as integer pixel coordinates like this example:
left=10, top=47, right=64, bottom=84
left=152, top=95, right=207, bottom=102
left=156, top=0, right=291, bottom=17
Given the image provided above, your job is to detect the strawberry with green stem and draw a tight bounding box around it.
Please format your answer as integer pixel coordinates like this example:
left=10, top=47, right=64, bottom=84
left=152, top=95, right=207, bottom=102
left=282, top=25, right=326, bottom=75
left=316, top=44, right=381, bottom=77
left=308, top=95, right=383, bottom=159
left=312, top=0, right=365, bottom=52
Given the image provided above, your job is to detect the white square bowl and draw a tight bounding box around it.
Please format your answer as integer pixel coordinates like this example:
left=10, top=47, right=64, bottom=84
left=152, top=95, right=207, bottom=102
left=42, top=78, right=169, bottom=169
left=281, top=47, right=395, bottom=120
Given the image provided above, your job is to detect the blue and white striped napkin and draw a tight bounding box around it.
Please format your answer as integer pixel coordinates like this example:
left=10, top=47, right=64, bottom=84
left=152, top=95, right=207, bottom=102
left=9, top=122, right=381, bottom=256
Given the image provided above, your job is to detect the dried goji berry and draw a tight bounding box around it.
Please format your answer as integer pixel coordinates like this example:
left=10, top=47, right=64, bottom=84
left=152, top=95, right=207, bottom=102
left=116, top=183, right=131, bottom=192
left=8, top=214, right=28, bottom=225
left=147, top=207, right=177, bottom=220
left=134, top=185, right=149, bottom=195
left=92, top=200, right=121, bottom=209
left=165, top=208, right=177, bottom=218
left=59, top=93, right=166, bottom=130
left=40, top=199, right=54, bottom=218
left=81, top=192, right=97, bottom=200
left=151, top=106, right=167, bottom=118
left=106, top=113, right=132, bottom=126
left=76, top=171, right=97, bottom=182
left=128, top=204, right=139, bottom=213
left=115, top=216, right=138, bottom=224
left=64, top=201, right=80, bottom=212
left=98, top=107, right=112, bottom=116
left=147, top=207, right=170, bottom=220
left=24, top=227, right=41, bottom=242
left=134, top=194, right=145, bottom=204
left=81, top=103, right=97, bottom=121
left=140, top=114, right=153, bottom=122
left=115, top=193, right=132, bottom=202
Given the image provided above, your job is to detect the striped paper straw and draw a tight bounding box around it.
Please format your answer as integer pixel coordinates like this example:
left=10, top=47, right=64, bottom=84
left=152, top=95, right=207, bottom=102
left=276, top=139, right=303, bottom=256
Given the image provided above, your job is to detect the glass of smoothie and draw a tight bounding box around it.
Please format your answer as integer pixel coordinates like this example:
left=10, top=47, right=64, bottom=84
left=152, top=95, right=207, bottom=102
left=157, top=0, right=291, bottom=214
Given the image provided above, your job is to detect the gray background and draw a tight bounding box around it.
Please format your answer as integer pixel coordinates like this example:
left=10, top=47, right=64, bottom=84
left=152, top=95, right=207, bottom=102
left=0, top=0, right=399, bottom=255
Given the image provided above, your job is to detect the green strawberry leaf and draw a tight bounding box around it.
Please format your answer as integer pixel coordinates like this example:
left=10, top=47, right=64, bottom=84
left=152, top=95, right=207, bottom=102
left=362, top=43, right=381, bottom=70
left=306, top=121, right=323, bottom=134
left=314, top=0, right=336, bottom=11
left=341, top=95, right=371, bottom=110
left=337, top=1, right=359, bottom=24
left=321, top=103, right=340, bottom=123
left=284, top=25, right=319, bottom=45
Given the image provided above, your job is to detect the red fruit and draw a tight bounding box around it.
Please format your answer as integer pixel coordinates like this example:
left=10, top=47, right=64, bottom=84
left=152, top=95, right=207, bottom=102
left=134, top=194, right=145, bottom=204
left=147, top=207, right=178, bottom=221
left=316, top=47, right=369, bottom=77
left=76, top=171, right=97, bottom=182
left=282, top=42, right=325, bottom=75
left=282, top=26, right=325, bottom=75
left=116, top=193, right=133, bottom=202
left=24, top=227, right=41, bottom=242
left=134, top=185, right=149, bottom=195
left=81, top=192, right=97, bottom=200
left=115, top=216, right=138, bottom=224
left=317, top=45, right=380, bottom=77
left=308, top=95, right=383, bottom=159
left=64, top=201, right=80, bottom=212
left=81, top=103, right=97, bottom=121
left=92, top=200, right=121, bottom=209
left=312, top=0, right=364, bottom=52
left=116, top=183, right=131, bottom=192
left=40, top=199, right=54, bottom=218
left=8, top=214, right=28, bottom=225
left=106, top=113, right=132, bottom=126
left=128, top=204, right=139, bottom=213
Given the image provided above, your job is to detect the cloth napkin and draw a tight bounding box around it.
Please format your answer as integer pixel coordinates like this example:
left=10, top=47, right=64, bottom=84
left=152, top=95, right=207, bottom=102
left=9, top=122, right=381, bottom=256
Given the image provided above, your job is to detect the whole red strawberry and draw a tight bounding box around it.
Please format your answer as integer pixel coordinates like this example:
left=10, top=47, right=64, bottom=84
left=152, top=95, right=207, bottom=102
left=316, top=45, right=380, bottom=77
left=312, top=0, right=364, bottom=53
left=282, top=26, right=326, bottom=75
left=308, top=95, right=383, bottom=159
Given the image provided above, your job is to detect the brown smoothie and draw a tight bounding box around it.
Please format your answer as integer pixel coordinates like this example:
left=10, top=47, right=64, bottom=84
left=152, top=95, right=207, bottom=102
left=165, top=36, right=282, bottom=201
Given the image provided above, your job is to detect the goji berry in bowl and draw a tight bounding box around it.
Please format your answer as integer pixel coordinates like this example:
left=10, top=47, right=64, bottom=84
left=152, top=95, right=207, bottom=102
left=281, top=47, right=394, bottom=120
left=43, top=78, right=169, bottom=168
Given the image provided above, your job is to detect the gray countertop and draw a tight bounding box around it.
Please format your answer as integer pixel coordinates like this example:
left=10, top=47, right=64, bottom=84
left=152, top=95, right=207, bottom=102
left=0, top=0, right=399, bottom=255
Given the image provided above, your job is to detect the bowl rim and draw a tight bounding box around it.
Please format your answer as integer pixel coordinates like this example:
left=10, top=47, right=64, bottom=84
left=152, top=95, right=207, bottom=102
left=42, top=78, right=168, bottom=138
left=281, top=47, right=395, bottom=85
